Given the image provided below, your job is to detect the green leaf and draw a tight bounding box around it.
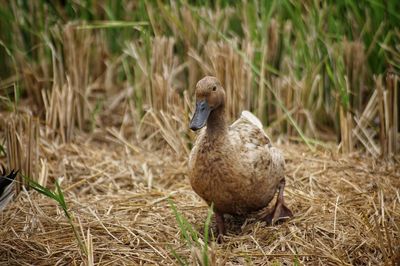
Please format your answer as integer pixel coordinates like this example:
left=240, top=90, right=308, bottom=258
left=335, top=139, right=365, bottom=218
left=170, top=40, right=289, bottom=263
left=202, top=204, right=213, bottom=266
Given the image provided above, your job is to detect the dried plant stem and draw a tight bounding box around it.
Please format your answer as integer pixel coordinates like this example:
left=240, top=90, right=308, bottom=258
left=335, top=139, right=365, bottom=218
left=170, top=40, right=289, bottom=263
left=5, top=114, right=40, bottom=193
left=376, top=74, right=398, bottom=158
left=339, top=105, right=353, bottom=153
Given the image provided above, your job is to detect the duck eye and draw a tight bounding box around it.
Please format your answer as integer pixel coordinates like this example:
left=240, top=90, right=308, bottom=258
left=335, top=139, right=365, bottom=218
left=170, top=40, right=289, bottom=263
left=212, top=86, right=217, bottom=91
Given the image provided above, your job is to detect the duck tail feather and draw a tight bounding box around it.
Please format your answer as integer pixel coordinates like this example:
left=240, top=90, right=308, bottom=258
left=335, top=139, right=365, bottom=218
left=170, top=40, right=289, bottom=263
left=0, top=167, right=18, bottom=210
left=241, top=111, right=263, bottom=129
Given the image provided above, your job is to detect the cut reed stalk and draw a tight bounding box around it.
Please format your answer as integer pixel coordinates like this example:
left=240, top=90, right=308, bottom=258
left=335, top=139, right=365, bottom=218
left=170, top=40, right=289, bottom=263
left=5, top=114, right=40, bottom=193
left=376, top=74, right=398, bottom=158
left=338, top=78, right=353, bottom=154
left=386, top=71, right=398, bottom=155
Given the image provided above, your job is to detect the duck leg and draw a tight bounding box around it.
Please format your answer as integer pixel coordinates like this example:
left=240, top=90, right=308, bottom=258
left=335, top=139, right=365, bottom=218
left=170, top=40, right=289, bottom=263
left=215, top=211, right=225, bottom=243
left=262, top=178, right=293, bottom=225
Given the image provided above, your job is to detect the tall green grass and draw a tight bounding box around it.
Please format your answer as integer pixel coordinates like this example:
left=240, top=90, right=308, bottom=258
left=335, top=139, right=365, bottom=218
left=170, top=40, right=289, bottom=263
left=1, top=1, right=397, bottom=86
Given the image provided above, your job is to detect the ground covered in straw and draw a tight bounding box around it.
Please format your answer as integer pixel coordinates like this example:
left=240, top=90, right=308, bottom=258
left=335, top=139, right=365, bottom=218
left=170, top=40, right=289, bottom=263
left=0, top=131, right=399, bottom=265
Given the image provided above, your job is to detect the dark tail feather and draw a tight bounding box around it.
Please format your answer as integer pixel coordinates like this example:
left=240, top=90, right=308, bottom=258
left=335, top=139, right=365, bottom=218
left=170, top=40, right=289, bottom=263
left=0, top=165, right=18, bottom=200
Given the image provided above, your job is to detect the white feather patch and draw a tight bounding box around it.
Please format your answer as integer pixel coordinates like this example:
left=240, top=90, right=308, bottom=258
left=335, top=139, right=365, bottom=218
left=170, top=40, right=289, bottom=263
left=241, top=111, right=263, bottom=129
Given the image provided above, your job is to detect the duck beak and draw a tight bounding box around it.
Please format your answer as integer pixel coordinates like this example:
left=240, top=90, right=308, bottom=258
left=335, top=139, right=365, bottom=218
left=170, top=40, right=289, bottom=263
left=189, top=100, right=211, bottom=131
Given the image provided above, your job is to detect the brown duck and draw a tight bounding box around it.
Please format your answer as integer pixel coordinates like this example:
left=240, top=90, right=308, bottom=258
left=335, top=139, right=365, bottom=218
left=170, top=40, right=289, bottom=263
left=188, top=76, right=293, bottom=240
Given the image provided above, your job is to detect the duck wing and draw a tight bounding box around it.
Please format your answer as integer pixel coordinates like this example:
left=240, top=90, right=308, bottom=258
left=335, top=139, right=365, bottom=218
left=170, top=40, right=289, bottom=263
left=229, top=111, right=284, bottom=179
left=229, top=111, right=271, bottom=147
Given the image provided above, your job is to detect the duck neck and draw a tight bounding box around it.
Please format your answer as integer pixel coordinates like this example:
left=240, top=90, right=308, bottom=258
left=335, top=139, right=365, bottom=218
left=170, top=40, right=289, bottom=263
left=206, top=106, right=227, bottom=138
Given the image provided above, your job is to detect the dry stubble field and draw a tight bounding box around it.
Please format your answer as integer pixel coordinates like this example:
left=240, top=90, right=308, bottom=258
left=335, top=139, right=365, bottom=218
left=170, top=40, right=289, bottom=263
left=0, top=124, right=399, bottom=265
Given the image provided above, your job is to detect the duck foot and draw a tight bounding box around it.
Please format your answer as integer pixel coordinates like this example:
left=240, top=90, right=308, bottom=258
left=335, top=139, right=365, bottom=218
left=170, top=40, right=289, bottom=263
left=215, top=211, right=225, bottom=243
left=262, top=179, right=293, bottom=225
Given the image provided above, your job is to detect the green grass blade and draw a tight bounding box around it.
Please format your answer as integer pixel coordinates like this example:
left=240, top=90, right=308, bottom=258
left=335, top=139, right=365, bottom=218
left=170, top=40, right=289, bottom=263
left=0, top=144, right=6, bottom=156
left=77, top=21, right=148, bottom=30
left=168, top=199, right=192, bottom=245
left=22, top=175, right=57, bottom=200
left=202, top=204, right=213, bottom=266
left=22, top=175, right=87, bottom=255
left=168, top=245, right=188, bottom=266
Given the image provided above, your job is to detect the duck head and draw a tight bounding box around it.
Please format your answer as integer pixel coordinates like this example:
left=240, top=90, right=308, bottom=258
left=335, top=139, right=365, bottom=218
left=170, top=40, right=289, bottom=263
left=190, top=76, right=226, bottom=131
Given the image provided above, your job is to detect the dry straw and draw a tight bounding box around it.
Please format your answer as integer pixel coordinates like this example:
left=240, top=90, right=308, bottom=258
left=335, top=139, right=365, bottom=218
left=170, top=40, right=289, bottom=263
left=0, top=127, right=399, bottom=265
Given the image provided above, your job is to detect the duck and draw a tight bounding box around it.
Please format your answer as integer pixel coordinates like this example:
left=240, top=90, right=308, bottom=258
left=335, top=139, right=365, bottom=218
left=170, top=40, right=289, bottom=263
left=0, top=165, right=18, bottom=210
left=188, top=76, right=292, bottom=240
left=0, top=165, right=17, bottom=197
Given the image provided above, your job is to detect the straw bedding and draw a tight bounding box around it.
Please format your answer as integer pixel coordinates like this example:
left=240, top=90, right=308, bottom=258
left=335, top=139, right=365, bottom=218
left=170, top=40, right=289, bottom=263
left=0, top=132, right=399, bottom=265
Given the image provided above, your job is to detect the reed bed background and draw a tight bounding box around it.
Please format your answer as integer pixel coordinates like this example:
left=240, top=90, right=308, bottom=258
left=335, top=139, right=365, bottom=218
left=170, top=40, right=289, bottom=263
left=0, top=1, right=399, bottom=265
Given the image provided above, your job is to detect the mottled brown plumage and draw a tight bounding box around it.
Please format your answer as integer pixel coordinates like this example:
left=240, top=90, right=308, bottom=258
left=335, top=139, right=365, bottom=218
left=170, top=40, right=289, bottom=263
left=188, top=76, right=292, bottom=240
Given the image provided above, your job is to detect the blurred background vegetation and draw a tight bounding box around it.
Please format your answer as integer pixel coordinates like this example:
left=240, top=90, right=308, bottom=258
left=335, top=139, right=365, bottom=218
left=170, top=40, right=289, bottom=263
left=0, top=0, right=399, bottom=157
